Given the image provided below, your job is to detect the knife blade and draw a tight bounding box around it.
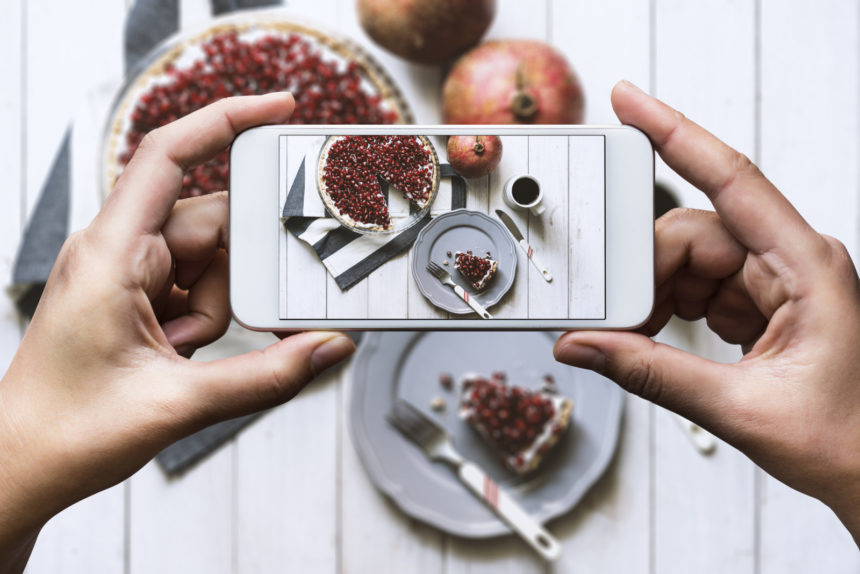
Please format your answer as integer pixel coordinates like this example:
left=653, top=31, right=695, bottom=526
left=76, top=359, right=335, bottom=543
left=495, top=210, right=553, bottom=282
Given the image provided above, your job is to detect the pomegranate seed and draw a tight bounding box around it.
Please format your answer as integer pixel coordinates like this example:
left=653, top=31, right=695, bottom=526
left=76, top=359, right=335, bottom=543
left=119, top=31, right=398, bottom=198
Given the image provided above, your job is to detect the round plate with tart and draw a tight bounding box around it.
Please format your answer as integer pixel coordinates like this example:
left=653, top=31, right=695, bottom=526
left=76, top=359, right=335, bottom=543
left=317, top=134, right=440, bottom=234
left=411, top=209, right=517, bottom=314
left=347, top=331, right=624, bottom=538
left=101, top=8, right=413, bottom=201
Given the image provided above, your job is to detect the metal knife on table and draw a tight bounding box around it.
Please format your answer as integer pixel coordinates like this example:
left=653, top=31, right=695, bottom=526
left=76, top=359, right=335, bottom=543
left=495, top=210, right=553, bottom=282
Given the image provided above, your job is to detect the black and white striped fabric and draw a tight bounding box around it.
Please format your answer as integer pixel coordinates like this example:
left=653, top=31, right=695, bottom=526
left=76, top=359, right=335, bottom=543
left=282, top=150, right=466, bottom=291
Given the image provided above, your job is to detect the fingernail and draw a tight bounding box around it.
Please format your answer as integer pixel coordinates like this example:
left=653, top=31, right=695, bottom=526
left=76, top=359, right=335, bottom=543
left=311, top=335, right=356, bottom=375
left=554, top=341, right=605, bottom=373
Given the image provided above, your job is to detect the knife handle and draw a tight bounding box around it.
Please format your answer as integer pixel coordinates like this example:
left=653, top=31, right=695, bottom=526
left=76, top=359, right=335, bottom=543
left=672, top=413, right=717, bottom=455
left=518, top=240, right=553, bottom=282
left=452, top=284, right=493, bottom=319
left=458, top=461, right=562, bottom=561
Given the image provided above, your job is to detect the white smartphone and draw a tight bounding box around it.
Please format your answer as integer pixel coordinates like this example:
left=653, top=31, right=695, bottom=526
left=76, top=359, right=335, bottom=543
left=230, top=125, right=654, bottom=330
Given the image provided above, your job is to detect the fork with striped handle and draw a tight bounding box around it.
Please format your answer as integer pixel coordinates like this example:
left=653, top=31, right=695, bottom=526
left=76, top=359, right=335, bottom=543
left=387, top=399, right=562, bottom=561
left=426, top=261, right=493, bottom=319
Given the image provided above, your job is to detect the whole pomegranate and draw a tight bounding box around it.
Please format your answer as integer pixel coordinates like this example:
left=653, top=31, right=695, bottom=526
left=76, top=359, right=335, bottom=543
left=447, top=135, right=503, bottom=178
left=357, top=0, right=495, bottom=64
left=442, top=40, right=584, bottom=124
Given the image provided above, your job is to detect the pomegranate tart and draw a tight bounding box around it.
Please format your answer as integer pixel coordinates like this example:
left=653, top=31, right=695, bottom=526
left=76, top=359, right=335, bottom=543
left=454, top=251, right=498, bottom=290
left=318, top=135, right=439, bottom=232
left=102, top=10, right=412, bottom=199
left=459, top=372, right=574, bottom=475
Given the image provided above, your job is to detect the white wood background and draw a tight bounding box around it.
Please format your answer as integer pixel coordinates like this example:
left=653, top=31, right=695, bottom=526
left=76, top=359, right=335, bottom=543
left=1, top=0, right=858, bottom=571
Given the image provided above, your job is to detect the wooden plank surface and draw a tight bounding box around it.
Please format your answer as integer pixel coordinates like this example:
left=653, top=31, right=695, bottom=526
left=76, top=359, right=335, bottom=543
left=232, top=0, right=340, bottom=557
left=445, top=1, right=551, bottom=571
left=129, top=450, right=234, bottom=573
left=22, top=0, right=128, bottom=571
left=284, top=137, right=329, bottom=319
left=489, top=137, right=530, bottom=318
left=758, top=1, right=860, bottom=570
left=568, top=136, right=606, bottom=319
left=550, top=1, right=653, bottom=572
left=335, top=0, right=446, bottom=569
left=0, top=0, right=23, bottom=372
left=527, top=136, right=570, bottom=319
left=651, top=1, right=757, bottom=572
left=235, top=369, right=340, bottom=573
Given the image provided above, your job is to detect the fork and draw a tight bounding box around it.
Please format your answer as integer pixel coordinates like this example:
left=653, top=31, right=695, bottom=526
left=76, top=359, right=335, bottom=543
left=387, top=399, right=562, bottom=561
left=426, top=261, right=493, bottom=319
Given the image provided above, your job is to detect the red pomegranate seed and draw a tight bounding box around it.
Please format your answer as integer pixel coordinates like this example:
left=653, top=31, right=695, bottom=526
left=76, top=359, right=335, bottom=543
left=462, top=375, right=561, bottom=457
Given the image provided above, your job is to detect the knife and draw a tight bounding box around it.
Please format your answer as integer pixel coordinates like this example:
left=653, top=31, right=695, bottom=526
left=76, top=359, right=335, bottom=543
left=495, top=210, right=553, bottom=282
left=672, top=413, right=717, bottom=455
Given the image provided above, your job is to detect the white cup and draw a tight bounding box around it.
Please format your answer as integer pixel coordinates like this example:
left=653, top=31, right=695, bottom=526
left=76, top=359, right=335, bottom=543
left=503, top=175, right=545, bottom=216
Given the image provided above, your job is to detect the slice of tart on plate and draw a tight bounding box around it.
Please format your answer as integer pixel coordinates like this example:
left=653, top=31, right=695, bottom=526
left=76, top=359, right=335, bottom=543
left=459, top=372, right=574, bottom=475
left=454, top=251, right=498, bottom=290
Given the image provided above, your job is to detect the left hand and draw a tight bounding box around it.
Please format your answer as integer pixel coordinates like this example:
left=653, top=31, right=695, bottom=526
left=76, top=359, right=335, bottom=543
left=0, top=94, right=355, bottom=571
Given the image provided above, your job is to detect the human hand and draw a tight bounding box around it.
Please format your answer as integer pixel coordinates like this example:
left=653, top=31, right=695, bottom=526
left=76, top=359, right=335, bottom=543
left=0, top=94, right=355, bottom=570
left=554, top=81, right=860, bottom=543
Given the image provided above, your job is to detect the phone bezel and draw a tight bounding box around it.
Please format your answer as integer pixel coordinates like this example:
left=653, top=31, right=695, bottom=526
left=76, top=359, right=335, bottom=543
left=230, top=125, right=654, bottom=330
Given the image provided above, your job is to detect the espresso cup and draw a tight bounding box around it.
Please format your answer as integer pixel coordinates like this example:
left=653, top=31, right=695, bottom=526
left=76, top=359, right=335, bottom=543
left=503, top=175, right=545, bottom=216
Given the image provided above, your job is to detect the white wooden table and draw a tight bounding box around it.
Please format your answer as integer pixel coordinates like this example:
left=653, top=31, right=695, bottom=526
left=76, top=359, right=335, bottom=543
left=2, top=0, right=858, bottom=572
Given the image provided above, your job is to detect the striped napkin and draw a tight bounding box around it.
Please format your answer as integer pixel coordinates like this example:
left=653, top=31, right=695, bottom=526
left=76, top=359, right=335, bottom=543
left=281, top=139, right=466, bottom=290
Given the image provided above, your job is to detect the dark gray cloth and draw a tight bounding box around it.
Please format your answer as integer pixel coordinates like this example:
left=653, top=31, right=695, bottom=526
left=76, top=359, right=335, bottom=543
left=11, top=0, right=181, bottom=319
left=10, top=130, right=71, bottom=315
left=212, top=0, right=282, bottom=15
left=283, top=161, right=467, bottom=291
left=157, top=414, right=259, bottom=475
left=124, top=0, right=180, bottom=74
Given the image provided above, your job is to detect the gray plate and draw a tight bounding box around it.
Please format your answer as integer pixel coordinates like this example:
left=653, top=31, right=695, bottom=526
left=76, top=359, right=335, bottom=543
left=411, top=209, right=517, bottom=314
left=347, top=331, right=624, bottom=538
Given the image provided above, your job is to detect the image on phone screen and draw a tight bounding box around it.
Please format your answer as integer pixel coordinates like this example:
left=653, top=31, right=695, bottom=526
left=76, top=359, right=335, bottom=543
left=278, top=134, right=605, bottom=321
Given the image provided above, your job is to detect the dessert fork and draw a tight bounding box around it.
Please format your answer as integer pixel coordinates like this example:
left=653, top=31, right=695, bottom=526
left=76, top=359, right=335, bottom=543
left=387, top=399, right=562, bottom=561
left=426, top=261, right=493, bottom=319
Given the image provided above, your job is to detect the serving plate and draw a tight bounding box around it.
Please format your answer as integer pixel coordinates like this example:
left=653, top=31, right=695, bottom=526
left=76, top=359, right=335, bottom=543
left=347, top=331, right=624, bottom=538
left=410, top=209, right=517, bottom=314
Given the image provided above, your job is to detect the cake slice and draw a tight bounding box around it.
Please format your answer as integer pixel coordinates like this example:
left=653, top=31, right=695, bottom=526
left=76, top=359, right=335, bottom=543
left=454, top=251, right=498, bottom=290
left=459, top=372, right=573, bottom=475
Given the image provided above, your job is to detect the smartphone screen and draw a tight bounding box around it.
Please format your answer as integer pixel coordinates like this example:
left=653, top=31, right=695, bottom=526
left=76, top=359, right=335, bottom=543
left=277, top=134, right=605, bottom=321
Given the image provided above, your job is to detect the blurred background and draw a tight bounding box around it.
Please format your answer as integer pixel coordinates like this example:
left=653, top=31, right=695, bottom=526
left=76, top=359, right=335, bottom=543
left=1, top=0, right=858, bottom=572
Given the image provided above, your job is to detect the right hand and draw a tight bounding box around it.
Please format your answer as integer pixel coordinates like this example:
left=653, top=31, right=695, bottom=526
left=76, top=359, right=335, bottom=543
left=554, top=81, right=860, bottom=543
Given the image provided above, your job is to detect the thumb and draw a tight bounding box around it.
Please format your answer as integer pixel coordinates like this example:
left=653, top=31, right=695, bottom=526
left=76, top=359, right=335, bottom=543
left=188, top=331, right=355, bottom=422
left=554, top=331, right=736, bottom=431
